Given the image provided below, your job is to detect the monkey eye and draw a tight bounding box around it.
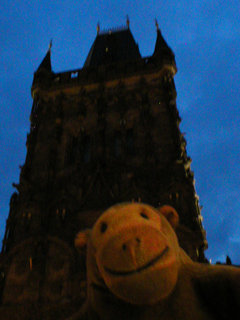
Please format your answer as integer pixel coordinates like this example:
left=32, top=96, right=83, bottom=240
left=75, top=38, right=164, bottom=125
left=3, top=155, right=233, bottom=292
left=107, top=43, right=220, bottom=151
left=140, top=212, right=149, bottom=219
left=100, top=222, right=108, bottom=233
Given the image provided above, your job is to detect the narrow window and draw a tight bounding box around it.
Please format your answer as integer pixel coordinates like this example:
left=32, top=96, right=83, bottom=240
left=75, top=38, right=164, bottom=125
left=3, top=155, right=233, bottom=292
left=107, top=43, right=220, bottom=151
left=83, top=135, right=91, bottom=162
left=71, top=71, right=78, bottom=78
left=126, top=129, right=135, bottom=156
left=31, top=101, right=37, bottom=116
left=66, top=137, right=78, bottom=165
left=115, top=131, right=122, bottom=158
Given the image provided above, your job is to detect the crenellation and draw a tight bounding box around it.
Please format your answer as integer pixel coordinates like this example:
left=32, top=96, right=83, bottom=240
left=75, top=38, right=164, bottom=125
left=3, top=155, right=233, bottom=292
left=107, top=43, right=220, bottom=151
left=32, top=55, right=176, bottom=100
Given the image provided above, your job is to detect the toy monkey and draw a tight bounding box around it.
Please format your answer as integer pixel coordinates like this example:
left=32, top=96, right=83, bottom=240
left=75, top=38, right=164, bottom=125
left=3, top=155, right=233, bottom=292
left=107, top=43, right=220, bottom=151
left=68, top=203, right=240, bottom=320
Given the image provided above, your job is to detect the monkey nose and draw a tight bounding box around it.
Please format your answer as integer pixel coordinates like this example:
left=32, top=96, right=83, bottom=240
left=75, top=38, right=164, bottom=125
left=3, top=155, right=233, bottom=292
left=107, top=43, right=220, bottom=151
left=122, top=238, right=141, bottom=268
left=122, top=238, right=141, bottom=251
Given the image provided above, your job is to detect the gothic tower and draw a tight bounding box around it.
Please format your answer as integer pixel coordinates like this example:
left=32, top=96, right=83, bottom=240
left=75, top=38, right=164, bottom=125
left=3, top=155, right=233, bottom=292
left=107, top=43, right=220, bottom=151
left=0, top=23, right=207, bottom=314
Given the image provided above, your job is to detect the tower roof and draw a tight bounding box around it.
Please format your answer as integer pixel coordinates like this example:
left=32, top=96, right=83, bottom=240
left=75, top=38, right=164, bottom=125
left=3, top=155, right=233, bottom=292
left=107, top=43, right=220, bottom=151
left=84, top=27, right=141, bottom=67
left=36, top=49, right=52, bottom=72
left=153, top=29, right=174, bottom=57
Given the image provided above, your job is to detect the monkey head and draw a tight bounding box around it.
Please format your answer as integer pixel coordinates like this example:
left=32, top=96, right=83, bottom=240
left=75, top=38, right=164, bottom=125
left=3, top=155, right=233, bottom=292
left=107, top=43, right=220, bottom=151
left=75, top=203, right=180, bottom=305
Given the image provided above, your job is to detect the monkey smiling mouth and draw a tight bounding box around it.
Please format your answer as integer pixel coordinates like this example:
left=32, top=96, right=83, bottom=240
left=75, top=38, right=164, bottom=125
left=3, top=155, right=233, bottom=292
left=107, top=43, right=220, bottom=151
left=105, top=246, right=169, bottom=276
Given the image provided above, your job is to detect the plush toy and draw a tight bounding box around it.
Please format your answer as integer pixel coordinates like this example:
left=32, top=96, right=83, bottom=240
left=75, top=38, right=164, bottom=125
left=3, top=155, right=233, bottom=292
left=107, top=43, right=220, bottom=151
left=69, top=203, right=240, bottom=320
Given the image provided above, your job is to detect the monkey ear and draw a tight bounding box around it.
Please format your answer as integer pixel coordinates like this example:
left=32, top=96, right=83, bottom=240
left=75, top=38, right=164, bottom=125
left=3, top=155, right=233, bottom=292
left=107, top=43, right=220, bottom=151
left=75, top=229, right=91, bottom=252
left=157, top=205, right=179, bottom=229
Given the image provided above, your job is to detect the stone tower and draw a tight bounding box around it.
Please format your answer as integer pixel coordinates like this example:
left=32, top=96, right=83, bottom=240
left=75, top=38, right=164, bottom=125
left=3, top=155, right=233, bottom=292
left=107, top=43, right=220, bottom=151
left=0, top=23, right=207, bottom=313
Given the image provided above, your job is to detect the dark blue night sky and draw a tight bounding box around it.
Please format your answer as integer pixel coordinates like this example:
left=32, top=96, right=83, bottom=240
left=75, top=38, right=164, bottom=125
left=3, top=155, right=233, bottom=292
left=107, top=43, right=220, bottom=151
left=0, top=1, right=239, bottom=264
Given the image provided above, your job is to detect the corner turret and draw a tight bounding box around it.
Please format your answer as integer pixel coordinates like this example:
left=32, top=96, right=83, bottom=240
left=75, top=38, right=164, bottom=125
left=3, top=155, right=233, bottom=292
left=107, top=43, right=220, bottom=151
left=152, top=23, right=177, bottom=74
left=36, top=49, right=52, bottom=72
left=31, top=43, right=53, bottom=99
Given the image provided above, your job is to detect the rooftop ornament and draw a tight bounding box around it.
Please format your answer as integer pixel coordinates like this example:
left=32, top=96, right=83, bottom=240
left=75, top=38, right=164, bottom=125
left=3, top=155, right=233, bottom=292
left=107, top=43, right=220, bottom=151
left=126, top=15, right=130, bottom=28
left=98, top=25, right=129, bottom=35
left=97, top=17, right=130, bottom=35
left=97, top=22, right=100, bottom=34
left=48, top=39, right=52, bottom=52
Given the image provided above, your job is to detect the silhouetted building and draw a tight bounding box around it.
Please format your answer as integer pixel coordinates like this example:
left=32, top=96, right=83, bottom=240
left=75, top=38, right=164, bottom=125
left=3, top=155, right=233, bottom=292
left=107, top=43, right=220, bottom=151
left=0, top=22, right=207, bottom=317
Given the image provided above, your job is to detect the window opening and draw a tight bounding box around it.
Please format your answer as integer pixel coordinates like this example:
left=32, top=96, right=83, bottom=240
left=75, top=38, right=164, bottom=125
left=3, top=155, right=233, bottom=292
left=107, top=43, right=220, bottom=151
left=126, top=129, right=135, bottom=156
left=115, top=131, right=122, bottom=158
left=84, top=135, right=91, bottom=162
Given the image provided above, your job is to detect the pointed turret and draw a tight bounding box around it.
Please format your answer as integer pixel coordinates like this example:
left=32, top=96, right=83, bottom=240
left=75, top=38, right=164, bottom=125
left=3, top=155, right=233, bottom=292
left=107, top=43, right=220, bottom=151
left=37, top=40, right=52, bottom=72
left=154, top=29, right=173, bottom=56
left=31, top=43, right=53, bottom=98
left=36, top=49, right=52, bottom=72
left=152, top=22, right=176, bottom=72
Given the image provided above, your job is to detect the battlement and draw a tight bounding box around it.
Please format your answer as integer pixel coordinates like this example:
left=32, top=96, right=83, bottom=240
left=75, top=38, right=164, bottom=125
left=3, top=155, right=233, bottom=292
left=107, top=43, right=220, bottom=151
left=31, top=55, right=177, bottom=98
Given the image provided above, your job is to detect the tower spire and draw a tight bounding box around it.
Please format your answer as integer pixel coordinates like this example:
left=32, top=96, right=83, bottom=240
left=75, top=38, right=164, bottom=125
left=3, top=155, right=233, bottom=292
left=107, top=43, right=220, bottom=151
left=153, top=23, right=174, bottom=59
left=97, top=22, right=100, bottom=34
left=48, top=39, right=53, bottom=52
left=126, top=15, right=130, bottom=28
left=155, top=18, right=159, bottom=32
left=36, top=46, right=52, bottom=72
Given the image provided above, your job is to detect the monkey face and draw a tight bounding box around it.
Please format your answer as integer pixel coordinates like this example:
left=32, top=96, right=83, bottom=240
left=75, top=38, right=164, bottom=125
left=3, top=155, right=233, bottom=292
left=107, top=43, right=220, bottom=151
left=90, top=203, right=180, bottom=305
